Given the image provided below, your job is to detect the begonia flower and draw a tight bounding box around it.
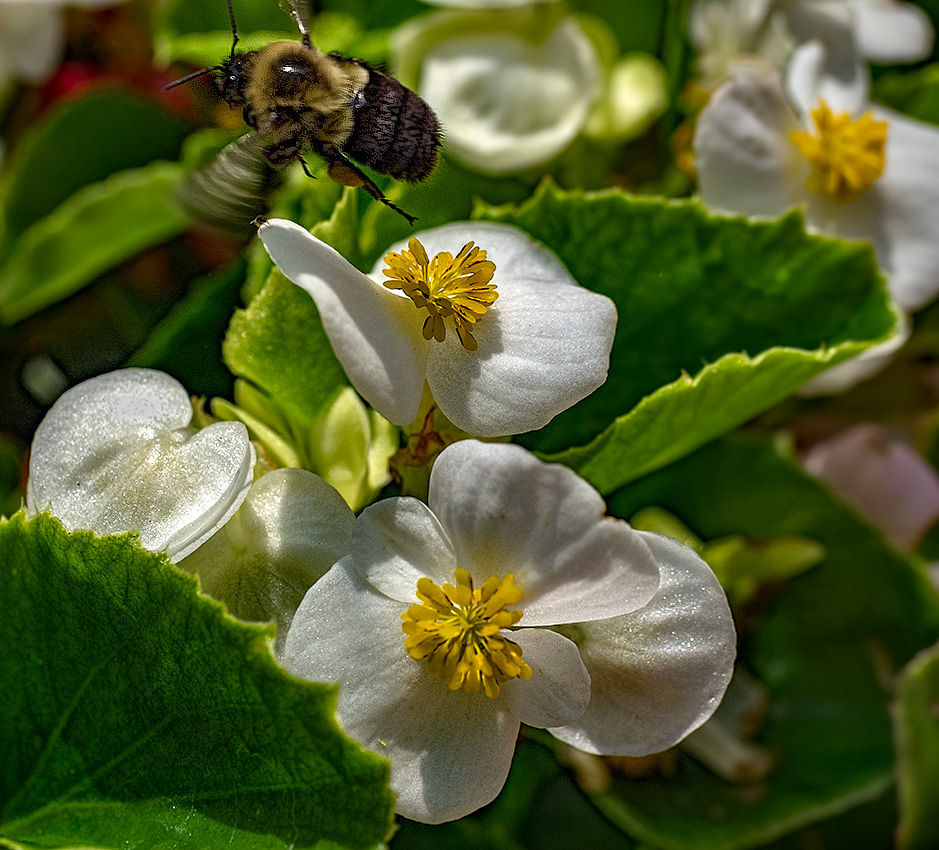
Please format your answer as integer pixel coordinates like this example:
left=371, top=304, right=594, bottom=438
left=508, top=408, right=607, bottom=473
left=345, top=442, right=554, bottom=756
left=391, top=7, right=601, bottom=174
left=27, top=368, right=256, bottom=563
left=0, top=0, right=124, bottom=90
left=694, top=56, right=939, bottom=311
left=283, top=440, right=736, bottom=823
left=179, top=467, right=354, bottom=655
left=687, top=0, right=933, bottom=93
left=804, top=423, right=939, bottom=552
left=257, top=218, right=616, bottom=438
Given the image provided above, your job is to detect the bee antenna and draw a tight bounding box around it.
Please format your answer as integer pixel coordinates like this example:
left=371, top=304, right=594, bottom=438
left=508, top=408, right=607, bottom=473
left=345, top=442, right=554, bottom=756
left=164, top=65, right=222, bottom=92
left=227, top=0, right=239, bottom=58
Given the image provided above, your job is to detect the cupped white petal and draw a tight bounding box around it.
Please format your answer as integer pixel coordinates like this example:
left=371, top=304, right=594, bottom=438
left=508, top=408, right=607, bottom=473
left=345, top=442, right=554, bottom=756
left=550, top=531, right=735, bottom=756
left=283, top=556, right=520, bottom=824
left=498, top=627, right=590, bottom=728
left=27, top=369, right=255, bottom=562
left=353, top=496, right=458, bottom=602
left=785, top=38, right=868, bottom=118
left=257, top=219, right=428, bottom=426
left=418, top=18, right=601, bottom=173
left=429, top=441, right=660, bottom=625
left=179, top=468, right=354, bottom=654
left=852, top=0, right=934, bottom=63
left=695, top=67, right=808, bottom=218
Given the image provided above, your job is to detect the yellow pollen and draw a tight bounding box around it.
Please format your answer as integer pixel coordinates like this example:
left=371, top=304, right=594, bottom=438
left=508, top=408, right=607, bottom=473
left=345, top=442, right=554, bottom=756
left=382, top=237, right=499, bottom=352
left=789, top=100, right=888, bottom=204
left=401, top=569, right=533, bottom=699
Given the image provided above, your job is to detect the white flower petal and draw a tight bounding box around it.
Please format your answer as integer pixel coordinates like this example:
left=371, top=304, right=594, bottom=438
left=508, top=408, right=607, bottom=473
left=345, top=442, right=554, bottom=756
left=550, top=531, right=736, bottom=756
left=257, top=218, right=428, bottom=426
left=27, top=369, right=255, bottom=562
left=695, top=68, right=808, bottom=218
left=429, top=441, right=660, bottom=625
left=861, top=108, right=939, bottom=310
left=427, top=275, right=616, bottom=437
left=804, top=423, right=939, bottom=552
left=852, top=0, right=934, bottom=63
left=499, top=627, right=590, bottom=728
left=283, top=557, right=520, bottom=824
left=418, top=19, right=601, bottom=173
left=785, top=38, right=868, bottom=118
left=179, top=468, right=353, bottom=655
left=353, top=496, right=458, bottom=602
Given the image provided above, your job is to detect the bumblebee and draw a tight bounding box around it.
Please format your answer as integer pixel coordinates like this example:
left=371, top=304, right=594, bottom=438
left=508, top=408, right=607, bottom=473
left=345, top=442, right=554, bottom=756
left=167, top=0, right=441, bottom=224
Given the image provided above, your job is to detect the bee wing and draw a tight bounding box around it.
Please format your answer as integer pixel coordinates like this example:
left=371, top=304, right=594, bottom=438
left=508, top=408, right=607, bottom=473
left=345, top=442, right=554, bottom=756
left=278, top=0, right=314, bottom=46
left=176, top=133, right=282, bottom=235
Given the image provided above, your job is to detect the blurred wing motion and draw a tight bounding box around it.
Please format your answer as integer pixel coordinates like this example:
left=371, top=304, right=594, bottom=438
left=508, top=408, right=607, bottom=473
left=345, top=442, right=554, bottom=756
left=176, top=134, right=283, bottom=235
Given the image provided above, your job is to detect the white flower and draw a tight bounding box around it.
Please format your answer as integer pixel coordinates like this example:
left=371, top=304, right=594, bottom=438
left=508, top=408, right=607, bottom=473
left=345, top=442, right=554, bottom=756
left=179, top=467, right=354, bottom=655
left=0, top=0, right=124, bottom=89
left=694, top=56, right=939, bottom=311
left=256, top=218, right=616, bottom=438
left=391, top=8, right=601, bottom=174
left=282, top=440, right=736, bottom=823
left=27, top=368, right=256, bottom=562
left=687, top=0, right=933, bottom=92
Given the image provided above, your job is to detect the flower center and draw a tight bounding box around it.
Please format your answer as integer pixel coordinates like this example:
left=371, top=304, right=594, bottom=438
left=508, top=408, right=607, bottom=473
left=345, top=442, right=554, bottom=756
left=382, top=237, right=499, bottom=352
left=401, top=568, right=533, bottom=699
left=789, top=101, right=888, bottom=204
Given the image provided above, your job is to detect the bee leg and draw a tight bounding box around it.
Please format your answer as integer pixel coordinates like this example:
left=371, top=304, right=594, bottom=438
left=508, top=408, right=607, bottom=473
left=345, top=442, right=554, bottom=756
left=296, top=155, right=317, bottom=179
left=262, top=137, right=304, bottom=168
left=313, top=140, right=417, bottom=225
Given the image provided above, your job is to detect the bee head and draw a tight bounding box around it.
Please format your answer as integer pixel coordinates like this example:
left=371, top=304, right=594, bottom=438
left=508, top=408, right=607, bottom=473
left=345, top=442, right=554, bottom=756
left=215, top=54, right=252, bottom=107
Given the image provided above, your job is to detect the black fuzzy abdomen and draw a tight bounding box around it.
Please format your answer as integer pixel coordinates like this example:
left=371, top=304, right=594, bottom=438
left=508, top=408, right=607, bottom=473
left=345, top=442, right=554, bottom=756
left=343, top=71, right=440, bottom=182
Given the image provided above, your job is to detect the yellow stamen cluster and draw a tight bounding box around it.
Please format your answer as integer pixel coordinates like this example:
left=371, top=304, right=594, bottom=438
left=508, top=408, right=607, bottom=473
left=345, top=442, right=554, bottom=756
left=401, top=568, right=533, bottom=699
left=382, top=238, right=498, bottom=352
left=789, top=100, right=888, bottom=204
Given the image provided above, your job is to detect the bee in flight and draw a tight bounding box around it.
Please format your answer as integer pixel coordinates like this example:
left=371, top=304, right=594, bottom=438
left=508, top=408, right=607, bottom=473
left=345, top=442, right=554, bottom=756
left=166, top=0, right=441, bottom=224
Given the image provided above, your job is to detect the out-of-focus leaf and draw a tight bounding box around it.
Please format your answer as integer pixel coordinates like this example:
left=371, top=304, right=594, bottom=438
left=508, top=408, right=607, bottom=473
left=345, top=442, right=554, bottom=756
left=875, top=64, right=939, bottom=126
left=0, top=511, right=394, bottom=849
left=0, top=91, right=189, bottom=258
left=0, top=163, right=189, bottom=324
left=597, top=434, right=939, bottom=850
left=129, top=259, right=246, bottom=398
left=896, top=640, right=939, bottom=850
left=478, top=182, right=896, bottom=491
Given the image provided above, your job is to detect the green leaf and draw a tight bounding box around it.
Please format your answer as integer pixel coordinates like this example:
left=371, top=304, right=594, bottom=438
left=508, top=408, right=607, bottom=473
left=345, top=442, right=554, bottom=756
left=0, top=91, right=189, bottom=256
left=596, top=434, right=939, bottom=850
left=0, top=163, right=189, bottom=324
left=223, top=269, right=349, bottom=427
left=129, top=259, right=247, bottom=398
left=477, top=183, right=896, bottom=490
left=875, top=64, right=939, bottom=126
left=896, top=640, right=939, bottom=850
left=0, top=511, right=394, bottom=850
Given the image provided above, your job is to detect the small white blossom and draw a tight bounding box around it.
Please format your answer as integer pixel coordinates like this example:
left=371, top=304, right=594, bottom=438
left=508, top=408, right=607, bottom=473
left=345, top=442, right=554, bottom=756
left=283, top=440, right=736, bottom=823
left=804, top=423, right=939, bottom=552
left=0, top=0, right=125, bottom=89
left=391, top=8, right=601, bottom=174
left=27, top=368, right=256, bottom=562
left=694, top=53, right=939, bottom=311
left=257, top=218, right=616, bottom=438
